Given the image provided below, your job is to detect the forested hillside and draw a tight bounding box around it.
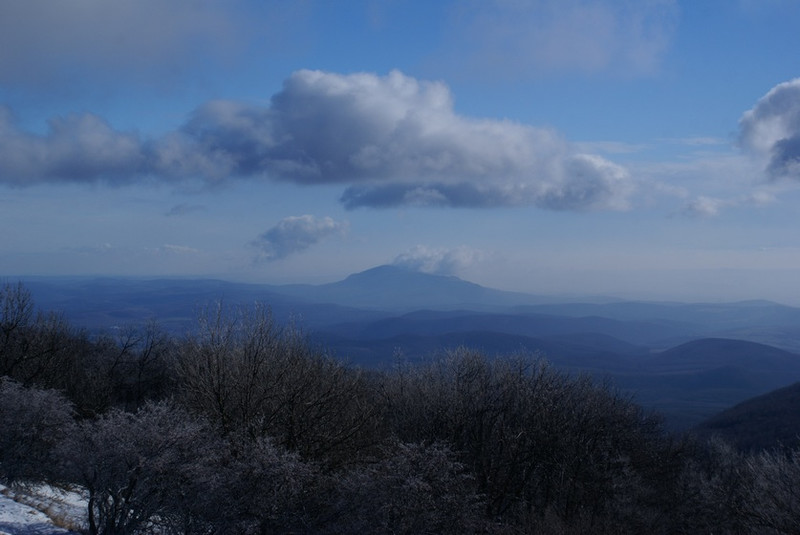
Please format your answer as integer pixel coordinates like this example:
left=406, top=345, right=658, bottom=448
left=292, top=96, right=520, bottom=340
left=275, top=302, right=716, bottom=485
left=694, top=382, right=800, bottom=452
left=2, top=282, right=800, bottom=534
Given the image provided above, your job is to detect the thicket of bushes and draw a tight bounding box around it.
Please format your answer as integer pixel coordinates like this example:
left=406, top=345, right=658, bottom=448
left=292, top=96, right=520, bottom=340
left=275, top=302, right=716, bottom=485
left=2, top=281, right=800, bottom=534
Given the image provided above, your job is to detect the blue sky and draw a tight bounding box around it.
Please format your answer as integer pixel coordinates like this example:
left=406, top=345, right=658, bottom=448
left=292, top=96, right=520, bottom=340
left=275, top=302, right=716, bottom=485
left=2, top=0, right=800, bottom=303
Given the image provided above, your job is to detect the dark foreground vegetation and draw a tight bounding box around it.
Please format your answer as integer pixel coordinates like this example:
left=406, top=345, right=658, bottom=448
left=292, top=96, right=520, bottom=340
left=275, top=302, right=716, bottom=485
left=2, top=282, right=800, bottom=534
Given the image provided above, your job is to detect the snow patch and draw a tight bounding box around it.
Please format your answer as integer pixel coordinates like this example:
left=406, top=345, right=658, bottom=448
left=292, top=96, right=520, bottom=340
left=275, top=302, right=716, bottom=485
left=0, top=484, right=84, bottom=535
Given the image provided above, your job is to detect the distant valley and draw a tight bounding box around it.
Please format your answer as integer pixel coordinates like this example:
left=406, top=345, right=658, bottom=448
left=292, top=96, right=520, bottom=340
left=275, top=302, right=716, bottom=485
left=17, top=264, right=800, bottom=430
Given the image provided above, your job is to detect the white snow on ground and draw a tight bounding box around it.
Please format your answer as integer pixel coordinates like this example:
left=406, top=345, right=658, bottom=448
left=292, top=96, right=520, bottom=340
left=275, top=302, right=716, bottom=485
left=0, top=484, right=83, bottom=535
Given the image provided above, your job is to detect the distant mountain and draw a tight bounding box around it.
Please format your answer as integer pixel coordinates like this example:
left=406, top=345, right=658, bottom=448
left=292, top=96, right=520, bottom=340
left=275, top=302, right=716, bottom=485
left=20, top=266, right=551, bottom=332
left=20, top=268, right=800, bottom=344
left=515, top=301, right=800, bottom=352
left=22, top=277, right=390, bottom=334
left=515, top=300, right=800, bottom=329
left=693, top=382, right=800, bottom=451
left=649, top=338, right=800, bottom=372
left=14, top=271, right=800, bottom=431
left=274, top=264, right=550, bottom=311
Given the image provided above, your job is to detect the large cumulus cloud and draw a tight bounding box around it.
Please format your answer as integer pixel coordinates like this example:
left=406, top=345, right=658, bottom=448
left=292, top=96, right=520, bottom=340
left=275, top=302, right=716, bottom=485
left=0, top=70, right=633, bottom=211
left=739, top=78, right=800, bottom=180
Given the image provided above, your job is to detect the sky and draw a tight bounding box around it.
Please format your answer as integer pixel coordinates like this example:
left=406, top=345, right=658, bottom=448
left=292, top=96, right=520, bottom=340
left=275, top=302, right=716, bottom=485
left=2, top=0, right=800, bottom=304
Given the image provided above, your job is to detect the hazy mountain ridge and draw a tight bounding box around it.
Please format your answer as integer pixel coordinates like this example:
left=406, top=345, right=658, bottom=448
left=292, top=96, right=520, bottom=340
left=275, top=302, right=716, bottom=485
left=318, top=329, right=645, bottom=373
left=14, top=265, right=800, bottom=429
left=514, top=300, right=800, bottom=328
left=320, top=309, right=698, bottom=347
left=21, top=276, right=392, bottom=334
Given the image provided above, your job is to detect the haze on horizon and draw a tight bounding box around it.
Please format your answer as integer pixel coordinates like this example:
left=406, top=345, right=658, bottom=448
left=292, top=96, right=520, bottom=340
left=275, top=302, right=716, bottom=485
left=2, top=1, right=800, bottom=305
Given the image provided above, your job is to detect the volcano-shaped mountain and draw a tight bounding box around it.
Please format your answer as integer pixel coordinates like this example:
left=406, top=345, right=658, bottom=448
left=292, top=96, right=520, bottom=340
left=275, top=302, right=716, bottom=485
left=274, top=264, right=548, bottom=311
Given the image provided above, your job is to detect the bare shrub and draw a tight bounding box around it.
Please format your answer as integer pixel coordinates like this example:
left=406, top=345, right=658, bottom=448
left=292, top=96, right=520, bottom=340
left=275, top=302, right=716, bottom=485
left=175, top=302, right=382, bottom=466
left=179, top=432, right=322, bottom=534
left=56, top=401, right=211, bottom=535
left=0, top=378, right=75, bottom=484
left=324, top=441, right=489, bottom=535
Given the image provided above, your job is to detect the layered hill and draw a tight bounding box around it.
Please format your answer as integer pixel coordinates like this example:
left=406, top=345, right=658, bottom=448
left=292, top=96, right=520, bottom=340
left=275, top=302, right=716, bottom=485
left=14, top=265, right=800, bottom=429
left=613, top=339, right=800, bottom=429
left=693, top=382, right=800, bottom=451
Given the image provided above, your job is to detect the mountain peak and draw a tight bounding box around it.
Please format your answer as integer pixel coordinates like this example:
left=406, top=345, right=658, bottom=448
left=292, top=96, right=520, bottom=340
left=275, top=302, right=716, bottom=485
left=343, top=264, right=467, bottom=285
left=275, top=264, right=537, bottom=311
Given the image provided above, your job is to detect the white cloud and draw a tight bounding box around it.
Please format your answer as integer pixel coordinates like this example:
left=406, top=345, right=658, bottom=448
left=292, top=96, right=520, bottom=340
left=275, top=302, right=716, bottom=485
left=678, top=189, right=776, bottom=218
left=744, top=190, right=777, bottom=207
left=251, top=215, right=349, bottom=261
left=739, top=78, right=800, bottom=180
left=629, top=148, right=774, bottom=215
left=680, top=196, right=728, bottom=218
left=393, top=245, right=485, bottom=275
left=0, top=70, right=634, bottom=212
left=439, top=0, right=678, bottom=79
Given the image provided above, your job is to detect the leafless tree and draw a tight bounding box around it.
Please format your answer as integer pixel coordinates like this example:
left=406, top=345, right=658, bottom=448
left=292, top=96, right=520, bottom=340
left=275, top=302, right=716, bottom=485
left=0, top=282, right=81, bottom=387
left=175, top=302, right=383, bottom=466
left=739, top=447, right=800, bottom=534
left=381, top=348, right=675, bottom=532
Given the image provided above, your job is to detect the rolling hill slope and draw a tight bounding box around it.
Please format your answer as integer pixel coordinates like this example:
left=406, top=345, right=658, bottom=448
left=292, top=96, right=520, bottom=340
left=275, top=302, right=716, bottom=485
left=615, top=339, right=800, bottom=429
left=693, top=382, right=800, bottom=451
